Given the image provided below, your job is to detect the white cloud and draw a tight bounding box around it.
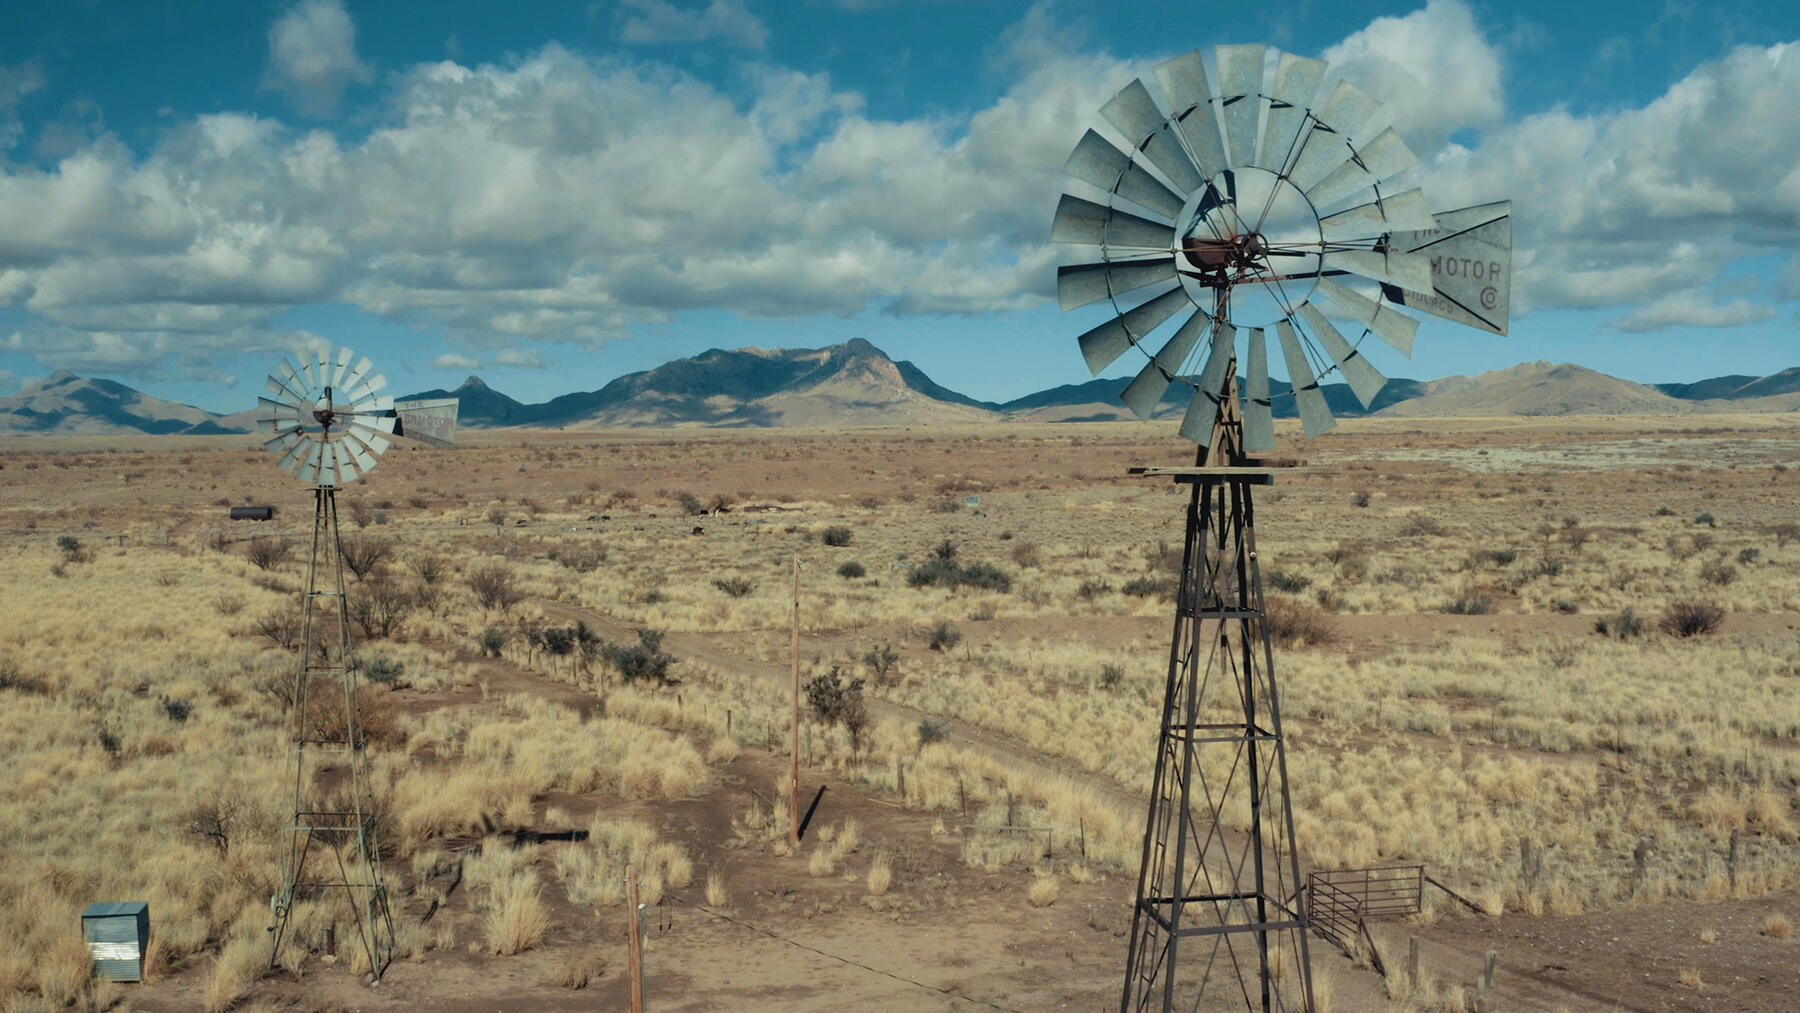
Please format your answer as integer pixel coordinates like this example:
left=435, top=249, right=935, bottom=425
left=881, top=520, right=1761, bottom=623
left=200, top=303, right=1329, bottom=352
left=1323, top=0, right=1505, bottom=153
left=493, top=347, right=545, bottom=368
left=432, top=352, right=479, bottom=369
left=616, top=0, right=768, bottom=50
left=0, top=368, right=18, bottom=394
left=263, top=0, right=373, bottom=117
left=6, top=4, right=1797, bottom=385
left=0, top=60, right=45, bottom=150
left=1612, top=292, right=1776, bottom=332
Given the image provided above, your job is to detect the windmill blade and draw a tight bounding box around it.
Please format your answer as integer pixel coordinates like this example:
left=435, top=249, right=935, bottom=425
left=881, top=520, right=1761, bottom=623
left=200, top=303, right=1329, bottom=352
left=1177, top=319, right=1235, bottom=443
left=295, top=442, right=322, bottom=485
left=1100, top=79, right=1205, bottom=195
left=1380, top=201, right=1512, bottom=335
left=1260, top=52, right=1327, bottom=174
left=1052, top=193, right=1177, bottom=251
left=262, top=428, right=304, bottom=454
left=341, top=432, right=380, bottom=473
left=1065, top=130, right=1189, bottom=220
left=1316, top=79, right=1384, bottom=141
left=1311, top=277, right=1418, bottom=356
left=258, top=418, right=304, bottom=438
left=1319, top=188, right=1437, bottom=240
left=1076, top=285, right=1189, bottom=374
left=1058, top=258, right=1179, bottom=311
left=1120, top=307, right=1209, bottom=419
left=1305, top=127, right=1420, bottom=211
left=1152, top=50, right=1228, bottom=179
left=329, top=346, right=355, bottom=390
left=1284, top=125, right=1351, bottom=194
left=1215, top=43, right=1266, bottom=168
left=318, top=442, right=342, bottom=488
left=394, top=397, right=460, bottom=448
left=1300, top=303, right=1387, bottom=408
left=1324, top=248, right=1435, bottom=296
left=335, top=442, right=362, bottom=485
left=344, top=393, right=396, bottom=416
left=1243, top=327, right=1274, bottom=452
left=257, top=394, right=306, bottom=419
left=1275, top=320, right=1336, bottom=439
left=348, top=424, right=393, bottom=458
left=265, top=371, right=307, bottom=406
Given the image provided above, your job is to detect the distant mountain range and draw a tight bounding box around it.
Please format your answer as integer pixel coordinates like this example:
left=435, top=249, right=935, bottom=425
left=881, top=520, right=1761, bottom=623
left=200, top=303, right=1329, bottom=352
left=3, top=342, right=1798, bottom=437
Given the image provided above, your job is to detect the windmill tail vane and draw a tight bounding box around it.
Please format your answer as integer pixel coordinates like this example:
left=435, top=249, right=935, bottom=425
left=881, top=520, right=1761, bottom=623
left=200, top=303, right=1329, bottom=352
left=1053, top=43, right=1510, bottom=457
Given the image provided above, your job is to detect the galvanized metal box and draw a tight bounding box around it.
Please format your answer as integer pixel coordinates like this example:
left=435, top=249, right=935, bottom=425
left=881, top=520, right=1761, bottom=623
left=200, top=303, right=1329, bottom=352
left=81, top=901, right=149, bottom=982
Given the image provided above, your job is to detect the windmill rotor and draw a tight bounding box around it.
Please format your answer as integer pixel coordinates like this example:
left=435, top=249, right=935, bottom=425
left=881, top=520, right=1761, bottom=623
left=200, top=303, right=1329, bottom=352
left=259, top=346, right=460, bottom=486
left=1054, top=45, right=1512, bottom=453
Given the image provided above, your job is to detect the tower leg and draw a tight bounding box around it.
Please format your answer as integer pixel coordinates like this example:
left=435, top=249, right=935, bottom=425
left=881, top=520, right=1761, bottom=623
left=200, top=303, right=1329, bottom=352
left=1121, top=400, right=1313, bottom=1012
left=271, top=486, right=395, bottom=978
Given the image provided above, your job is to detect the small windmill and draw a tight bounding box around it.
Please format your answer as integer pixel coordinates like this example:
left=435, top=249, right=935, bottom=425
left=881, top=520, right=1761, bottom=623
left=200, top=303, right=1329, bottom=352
left=1052, top=45, right=1511, bottom=1012
left=259, top=346, right=458, bottom=977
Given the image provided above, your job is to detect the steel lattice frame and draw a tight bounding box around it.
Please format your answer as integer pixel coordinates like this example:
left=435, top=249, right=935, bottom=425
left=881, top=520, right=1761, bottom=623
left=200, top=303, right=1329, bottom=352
left=1122, top=383, right=1313, bottom=1013
left=267, top=486, right=395, bottom=977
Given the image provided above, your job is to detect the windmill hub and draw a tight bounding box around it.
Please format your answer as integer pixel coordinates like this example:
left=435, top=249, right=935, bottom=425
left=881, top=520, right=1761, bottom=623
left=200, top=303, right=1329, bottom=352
left=1174, top=167, right=1324, bottom=326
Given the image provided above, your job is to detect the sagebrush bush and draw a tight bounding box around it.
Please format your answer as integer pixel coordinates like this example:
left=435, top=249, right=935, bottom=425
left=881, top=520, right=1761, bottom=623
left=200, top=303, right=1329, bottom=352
left=1660, top=601, right=1725, bottom=638
left=837, top=560, right=866, bottom=579
left=468, top=562, right=524, bottom=613
left=1263, top=598, right=1340, bottom=648
left=714, top=577, right=755, bottom=598
left=821, top=527, right=853, bottom=547
left=1594, top=609, right=1645, bottom=639
left=927, top=621, right=961, bottom=651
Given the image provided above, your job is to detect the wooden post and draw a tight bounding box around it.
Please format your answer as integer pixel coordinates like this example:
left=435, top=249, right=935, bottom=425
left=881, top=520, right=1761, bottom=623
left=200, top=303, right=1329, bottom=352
left=1406, top=936, right=1419, bottom=991
left=1475, top=949, right=1496, bottom=1012
left=790, top=555, right=801, bottom=850
left=626, top=865, right=645, bottom=1013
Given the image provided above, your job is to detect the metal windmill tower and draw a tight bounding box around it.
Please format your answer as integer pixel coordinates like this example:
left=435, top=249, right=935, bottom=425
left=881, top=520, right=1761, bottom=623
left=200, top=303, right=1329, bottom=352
left=258, top=346, right=458, bottom=978
left=1051, top=45, right=1511, bottom=1012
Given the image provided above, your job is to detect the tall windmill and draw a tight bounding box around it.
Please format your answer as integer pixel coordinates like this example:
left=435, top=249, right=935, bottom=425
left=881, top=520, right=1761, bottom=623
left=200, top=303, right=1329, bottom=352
left=1052, top=45, right=1511, bottom=1012
left=258, top=347, right=458, bottom=977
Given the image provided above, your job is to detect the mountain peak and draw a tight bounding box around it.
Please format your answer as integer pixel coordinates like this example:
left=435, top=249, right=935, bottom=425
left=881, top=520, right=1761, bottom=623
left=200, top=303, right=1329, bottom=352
left=458, top=375, right=490, bottom=391
left=841, top=337, right=879, bottom=357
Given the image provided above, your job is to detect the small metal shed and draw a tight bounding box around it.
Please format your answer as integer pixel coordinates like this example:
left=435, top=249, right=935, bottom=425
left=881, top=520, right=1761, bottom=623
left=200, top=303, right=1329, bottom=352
left=81, top=901, right=149, bottom=982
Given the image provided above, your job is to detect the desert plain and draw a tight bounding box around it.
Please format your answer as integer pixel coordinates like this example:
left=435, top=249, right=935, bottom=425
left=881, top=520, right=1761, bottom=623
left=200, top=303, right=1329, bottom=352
left=1, top=413, right=1798, bottom=1012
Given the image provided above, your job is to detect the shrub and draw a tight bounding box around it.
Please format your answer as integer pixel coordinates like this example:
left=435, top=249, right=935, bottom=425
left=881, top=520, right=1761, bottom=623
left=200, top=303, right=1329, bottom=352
left=932, top=539, right=957, bottom=561
left=350, top=578, right=415, bottom=638
left=604, top=629, right=676, bottom=686
left=1121, top=576, right=1174, bottom=598
left=1655, top=505, right=1676, bottom=516
left=161, top=696, right=193, bottom=722
left=1351, top=490, right=1371, bottom=508
left=1403, top=514, right=1447, bottom=537
left=246, top=536, right=291, bottom=571
left=1076, top=579, right=1113, bottom=601
left=212, top=593, right=246, bottom=616
left=863, top=644, right=898, bottom=682
left=408, top=554, right=446, bottom=584
left=1444, top=593, right=1494, bottom=615
left=554, top=544, right=605, bottom=573
left=480, top=627, right=506, bottom=657
left=1699, top=560, right=1738, bottom=586
left=837, top=561, right=866, bottom=579
left=55, top=534, right=91, bottom=562
left=1738, top=547, right=1761, bottom=565
left=1660, top=601, right=1725, bottom=638
left=714, top=577, right=755, bottom=598
left=1695, top=512, right=1716, bottom=527
left=907, top=557, right=1011, bottom=593
left=677, top=491, right=705, bottom=516
left=1266, top=569, right=1309, bottom=593
left=253, top=609, right=301, bottom=650
left=1263, top=598, right=1340, bottom=647
left=1773, top=523, right=1800, bottom=547
left=1010, top=542, right=1042, bottom=568
left=484, top=874, right=551, bottom=955
left=927, top=622, right=961, bottom=652
left=1478, top=548, right=1518, bottom=566
left=364, top=655, right=405, bottom=686
left=804, top=667, right=868, bottom=749
left=821, top=527, right=853, bottom=547
left=917, top=719, right=949, bottom=745
left=1594, top=609, right=1645, bottom=639
left=1098, top=664, right=1124, bottom=690
left=468, top=562, right=524, bottom=613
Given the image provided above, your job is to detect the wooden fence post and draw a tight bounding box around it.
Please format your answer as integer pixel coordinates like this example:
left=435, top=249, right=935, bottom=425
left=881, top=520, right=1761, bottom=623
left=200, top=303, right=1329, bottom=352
left=627, top=865, right=645, bottom=1013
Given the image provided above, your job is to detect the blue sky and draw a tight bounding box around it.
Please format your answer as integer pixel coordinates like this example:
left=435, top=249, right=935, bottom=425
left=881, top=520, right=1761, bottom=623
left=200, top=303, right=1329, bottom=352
left=2, top=0, right=1798, bottom=412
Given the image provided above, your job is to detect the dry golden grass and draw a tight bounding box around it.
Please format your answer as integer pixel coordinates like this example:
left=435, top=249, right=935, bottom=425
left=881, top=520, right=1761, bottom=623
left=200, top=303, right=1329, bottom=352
left=482, top=873, right=551, bottom=956
left=1028, top=872, right=1059, bottom=907
left=867, top=851, right=892, bottom=895
left=1765, top=911, right=1793, bottom=938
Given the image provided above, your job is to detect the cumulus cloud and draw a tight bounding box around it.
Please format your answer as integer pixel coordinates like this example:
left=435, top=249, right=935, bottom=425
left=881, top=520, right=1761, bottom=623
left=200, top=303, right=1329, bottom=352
left=616, top=0, right=768, bottom=50
left=1612, top=291, right=1776, bottom=332
left=0, top=368, right=18, bottom=393
left=1323, top=0, right=1505, bottom=152
left=493, top=348, right=545, bottom=368
left=4, top=3, right=1795, bottom=383
left=0, top=60, right=45, bottom=150
left=263, top=0, right=373, bottom=117
left=432, top=352, right=478, bottom=369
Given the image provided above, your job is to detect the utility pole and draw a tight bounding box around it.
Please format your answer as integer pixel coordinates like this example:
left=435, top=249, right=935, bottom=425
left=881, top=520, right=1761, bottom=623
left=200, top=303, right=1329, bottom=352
left=790, top=555, right=801, bottom=849
left=626, top=865, right=644, bottom=1013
